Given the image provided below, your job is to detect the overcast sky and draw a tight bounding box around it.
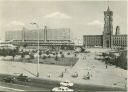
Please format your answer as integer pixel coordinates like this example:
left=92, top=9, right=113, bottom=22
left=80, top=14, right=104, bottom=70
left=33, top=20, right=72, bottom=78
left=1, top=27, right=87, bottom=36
left=0, top=0, right=127, bottom=43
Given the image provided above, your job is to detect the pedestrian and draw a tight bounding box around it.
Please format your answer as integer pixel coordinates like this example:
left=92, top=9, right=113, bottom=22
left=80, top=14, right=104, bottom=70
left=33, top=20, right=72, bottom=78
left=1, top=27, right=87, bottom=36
left=48, top=74, right=51, bottom=78
left=87, top=72, right=89, bottom=75
left=76, top=73, right=78, bottom=77
left=65, top=68, right=67, bottom=72
left=106, top=64, right=107, bottom=69
left=75, top=72, right=78, bottom=77
left=61, top=72, right=64, bottom=78
left=87, top=72, right=90, bottom=79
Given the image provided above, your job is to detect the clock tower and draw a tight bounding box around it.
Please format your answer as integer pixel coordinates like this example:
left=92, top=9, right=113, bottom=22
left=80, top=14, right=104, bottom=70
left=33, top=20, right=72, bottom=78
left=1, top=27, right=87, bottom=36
left=103, top=6, right=113, bottom=48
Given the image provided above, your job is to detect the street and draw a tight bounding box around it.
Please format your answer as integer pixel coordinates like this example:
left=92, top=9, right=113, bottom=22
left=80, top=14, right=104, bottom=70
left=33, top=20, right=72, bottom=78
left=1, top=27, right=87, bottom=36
left=0, top=80, right=126, bottom=92
left=0, top=82, right=49, bottom=91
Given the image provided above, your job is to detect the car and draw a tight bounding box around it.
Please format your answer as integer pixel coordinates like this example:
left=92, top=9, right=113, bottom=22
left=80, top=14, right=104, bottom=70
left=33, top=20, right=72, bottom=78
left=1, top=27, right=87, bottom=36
left=52, top=86, right=74, bottom=92
left=17, top=74, right=31, bottom=82
left=60, top=80, right=74, bottom=87
left=3, top=76, right=16, bottom=83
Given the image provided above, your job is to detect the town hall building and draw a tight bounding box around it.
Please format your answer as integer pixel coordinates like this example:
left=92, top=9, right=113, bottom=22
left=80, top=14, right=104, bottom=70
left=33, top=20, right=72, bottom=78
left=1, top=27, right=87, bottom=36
left=83, top=6, right=127, bottom=48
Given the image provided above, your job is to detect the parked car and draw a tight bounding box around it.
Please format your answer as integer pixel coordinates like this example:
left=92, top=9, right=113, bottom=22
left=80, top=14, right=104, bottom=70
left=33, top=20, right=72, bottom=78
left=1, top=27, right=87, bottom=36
left=3, top=76, right=16, bottom=83
left=52, top=86, right=74, bottom=92
left=17, top=74, right=31, bottom=82
left=60, top=80, right=74, bottom=87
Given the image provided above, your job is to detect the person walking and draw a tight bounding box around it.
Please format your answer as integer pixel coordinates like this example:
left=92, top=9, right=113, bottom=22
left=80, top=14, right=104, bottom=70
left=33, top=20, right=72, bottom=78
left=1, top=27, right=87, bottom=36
left=61, top=72, right=64, bottom=78
left=87, top=72, right=90, bottom=79
left=65, top=68, right=67, bottom=72
left=106, top=64, right=108, bottom=69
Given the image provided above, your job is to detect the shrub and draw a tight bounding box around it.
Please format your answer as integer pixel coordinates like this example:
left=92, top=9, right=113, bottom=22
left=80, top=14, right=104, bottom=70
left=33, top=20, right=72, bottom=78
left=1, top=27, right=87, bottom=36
left=67, top=52, right=70, bottom=55
left=53, top=53, right=55, bottom=55
left=42, top=56, right=46, bottom=59
left=60, top=51, right=62, bottom=54
left=55, top=56, right=59, bottom=61
left=115, top=51, right=127, bottom=70
left=11, top=50, right=17, bottom=60
left=29, top=53, right=34, bottom=59
left=21, top=52, right=25, bottom=59
left=48, top=55, right=51, bottom=58
left=46, top=51, right=49, bottom=55
left=61, top=54, right=65, bottom=58
left=39, top=51, right=42, bottom=57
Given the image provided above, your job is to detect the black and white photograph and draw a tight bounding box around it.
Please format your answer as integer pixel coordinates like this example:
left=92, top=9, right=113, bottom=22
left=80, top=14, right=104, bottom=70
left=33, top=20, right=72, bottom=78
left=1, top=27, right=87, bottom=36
left=0, top=0, right=127, bottom=91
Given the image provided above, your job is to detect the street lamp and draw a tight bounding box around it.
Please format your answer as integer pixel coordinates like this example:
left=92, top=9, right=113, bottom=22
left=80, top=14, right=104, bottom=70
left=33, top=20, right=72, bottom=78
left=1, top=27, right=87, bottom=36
left=30, top=22, right=39, bottom=77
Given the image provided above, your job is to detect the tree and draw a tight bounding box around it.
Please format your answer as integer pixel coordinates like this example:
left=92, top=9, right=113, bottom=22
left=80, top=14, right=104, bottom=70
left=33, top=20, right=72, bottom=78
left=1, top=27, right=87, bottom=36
left=80, top=47, right=85, bottom=52
left=46, top=50, right=49, bottom=55
left=2, top=48, right=7, bottom=57
left=115, top=51, right=127, bottom=70
left=23, top=43, right=27, bottom=49
left=42, top=55, right=46, bottom=59
left=39, top=50, right=42, bottom=58
left=11, top=49, right=17, bottom=60
left=29, top=53, right=34, bottom=59
left=48, top=55, right=51, bottom=58
left=55, top=55, right=59, bottom=61
left=60, top=51, right=62, bottom=54
left=21, top=52, right=25, bottom=62
left=61, top=54, right=65, bottom=58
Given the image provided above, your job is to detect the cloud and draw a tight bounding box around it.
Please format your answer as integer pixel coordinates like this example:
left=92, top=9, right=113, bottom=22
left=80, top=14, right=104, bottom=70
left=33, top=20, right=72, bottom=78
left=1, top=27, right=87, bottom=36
left=87, top=20, right=103, bottom=26
left=44, top=12, right=71, bottom=19
left=6, top=21, right=25, bottom=27
left=5, top=21, right=25, bottom=30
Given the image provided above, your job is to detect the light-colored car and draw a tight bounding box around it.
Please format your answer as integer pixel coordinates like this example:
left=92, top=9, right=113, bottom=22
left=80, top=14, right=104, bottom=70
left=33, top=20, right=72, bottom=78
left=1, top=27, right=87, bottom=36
left=60, top=80, right=74, bottom=87
left=52, top=86, right=74, bottom=92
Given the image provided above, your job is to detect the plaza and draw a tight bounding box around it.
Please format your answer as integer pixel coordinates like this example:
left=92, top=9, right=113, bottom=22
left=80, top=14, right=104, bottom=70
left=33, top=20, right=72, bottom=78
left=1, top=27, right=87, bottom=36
left=0, top=48, right=126, bottom=88
left=0, top=1, right=127, bottom=91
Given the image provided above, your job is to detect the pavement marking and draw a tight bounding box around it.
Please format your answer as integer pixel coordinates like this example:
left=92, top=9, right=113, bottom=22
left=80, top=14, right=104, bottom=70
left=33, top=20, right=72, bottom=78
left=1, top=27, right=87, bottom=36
left=0, top=85, right=25, bottom=91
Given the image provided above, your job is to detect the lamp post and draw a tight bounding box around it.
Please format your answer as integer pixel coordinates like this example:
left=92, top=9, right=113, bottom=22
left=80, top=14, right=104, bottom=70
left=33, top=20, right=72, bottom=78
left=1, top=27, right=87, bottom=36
left=30, top=22, right=39, bottom=77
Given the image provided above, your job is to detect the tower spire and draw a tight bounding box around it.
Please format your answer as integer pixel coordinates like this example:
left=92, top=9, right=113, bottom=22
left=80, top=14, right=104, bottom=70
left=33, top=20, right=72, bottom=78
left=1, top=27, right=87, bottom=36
left=107, top=6, right=110, bottom=11
left=107, top=0, right=110, bottom=11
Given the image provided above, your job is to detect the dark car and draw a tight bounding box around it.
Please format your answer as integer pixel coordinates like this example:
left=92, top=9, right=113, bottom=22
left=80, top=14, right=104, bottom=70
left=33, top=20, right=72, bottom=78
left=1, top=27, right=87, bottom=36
left=17, top=74, right=31, bottom=82
left=3, top=76, right=16, bottom=83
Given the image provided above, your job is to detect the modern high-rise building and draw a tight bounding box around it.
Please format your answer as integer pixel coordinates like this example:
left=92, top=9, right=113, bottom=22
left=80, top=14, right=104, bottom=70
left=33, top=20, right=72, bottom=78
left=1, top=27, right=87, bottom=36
left=83, top=6, right=127, bottom=48
left=5, top=26, right=74, bottom=50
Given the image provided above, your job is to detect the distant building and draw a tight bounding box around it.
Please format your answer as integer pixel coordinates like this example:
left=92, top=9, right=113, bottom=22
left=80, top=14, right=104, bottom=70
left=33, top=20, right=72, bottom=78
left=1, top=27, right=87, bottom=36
left=83, top=6, right=127, bottom=48
left=5, top=26, right=74, bottom=50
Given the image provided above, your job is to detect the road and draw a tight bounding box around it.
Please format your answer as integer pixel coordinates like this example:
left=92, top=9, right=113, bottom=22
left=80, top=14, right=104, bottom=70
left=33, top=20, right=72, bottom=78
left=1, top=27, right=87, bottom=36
left=0, top=81, right=126, bottom=92
left=0, top=82, right=50, bottom=91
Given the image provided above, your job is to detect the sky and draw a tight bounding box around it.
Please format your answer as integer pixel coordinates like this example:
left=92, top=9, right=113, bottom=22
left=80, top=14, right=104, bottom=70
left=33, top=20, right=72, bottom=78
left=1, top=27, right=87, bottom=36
left=0, top=0, right=127, bottom=44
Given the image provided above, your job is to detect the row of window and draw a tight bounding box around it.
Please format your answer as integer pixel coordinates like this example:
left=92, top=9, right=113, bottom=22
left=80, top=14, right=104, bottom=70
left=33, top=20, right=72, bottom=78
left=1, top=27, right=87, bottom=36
left=112, top=44, right=126, bottom=46
left=113, top=40, right=127, bottom=44
left=113, top=37, right=127, bottom=40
